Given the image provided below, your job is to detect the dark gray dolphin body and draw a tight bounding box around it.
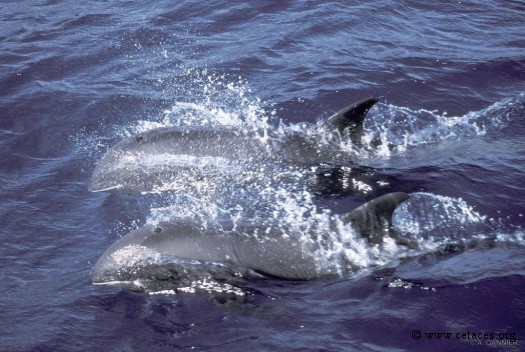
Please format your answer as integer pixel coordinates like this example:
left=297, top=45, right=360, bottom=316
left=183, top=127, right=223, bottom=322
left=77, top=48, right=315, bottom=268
left=89, top=98, right=378, bottom=193
left=91, top=192, right=411, bottom=284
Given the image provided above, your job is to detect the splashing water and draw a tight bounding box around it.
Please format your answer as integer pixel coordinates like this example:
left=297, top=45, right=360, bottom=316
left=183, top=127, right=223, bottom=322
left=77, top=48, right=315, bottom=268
left=360, top=95, right=522, bottom=159
left=393, top=192, right=488, bottom=247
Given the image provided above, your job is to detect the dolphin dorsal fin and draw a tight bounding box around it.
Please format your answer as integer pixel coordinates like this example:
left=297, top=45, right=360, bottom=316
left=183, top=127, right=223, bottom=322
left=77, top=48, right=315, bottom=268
left=342, top=192, right=416, bottom=248
left=324, top=97, right=378, bottom=143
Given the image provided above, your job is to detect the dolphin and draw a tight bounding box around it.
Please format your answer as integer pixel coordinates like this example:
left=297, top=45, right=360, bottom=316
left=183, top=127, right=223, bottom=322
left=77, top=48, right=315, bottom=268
left=91, top=192, right=412, bottom=285
left=89, top=97, right=378, bottom=193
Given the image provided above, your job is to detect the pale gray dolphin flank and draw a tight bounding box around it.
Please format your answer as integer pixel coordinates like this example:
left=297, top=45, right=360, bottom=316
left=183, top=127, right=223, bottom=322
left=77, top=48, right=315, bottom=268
left=89, top=98, right=378, bottom=193
left=91, top=192, right=412, bottom=284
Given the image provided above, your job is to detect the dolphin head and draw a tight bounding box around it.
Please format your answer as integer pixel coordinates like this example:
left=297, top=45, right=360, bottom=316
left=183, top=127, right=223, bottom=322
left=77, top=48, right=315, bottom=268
left=90, top=224, right=162, bottom=284
left=90, top=222, right=234, bottom=291
left=88, top=139, right=141, bottom=192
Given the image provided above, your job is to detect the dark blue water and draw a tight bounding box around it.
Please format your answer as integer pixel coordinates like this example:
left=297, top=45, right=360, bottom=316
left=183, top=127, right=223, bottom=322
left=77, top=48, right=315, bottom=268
left=2, top=1, right=524, bottom=351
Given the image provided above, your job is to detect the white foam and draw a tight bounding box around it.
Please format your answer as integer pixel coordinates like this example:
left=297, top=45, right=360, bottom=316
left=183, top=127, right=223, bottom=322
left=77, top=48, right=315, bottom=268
left=148, top=279, right=246, bottom=296
left=393, top=192, right=486, bottom=239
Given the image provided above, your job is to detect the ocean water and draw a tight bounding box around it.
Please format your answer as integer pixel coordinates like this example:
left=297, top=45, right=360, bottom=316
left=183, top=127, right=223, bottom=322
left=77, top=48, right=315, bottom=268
left=1, top=1, right=524, bottom=351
